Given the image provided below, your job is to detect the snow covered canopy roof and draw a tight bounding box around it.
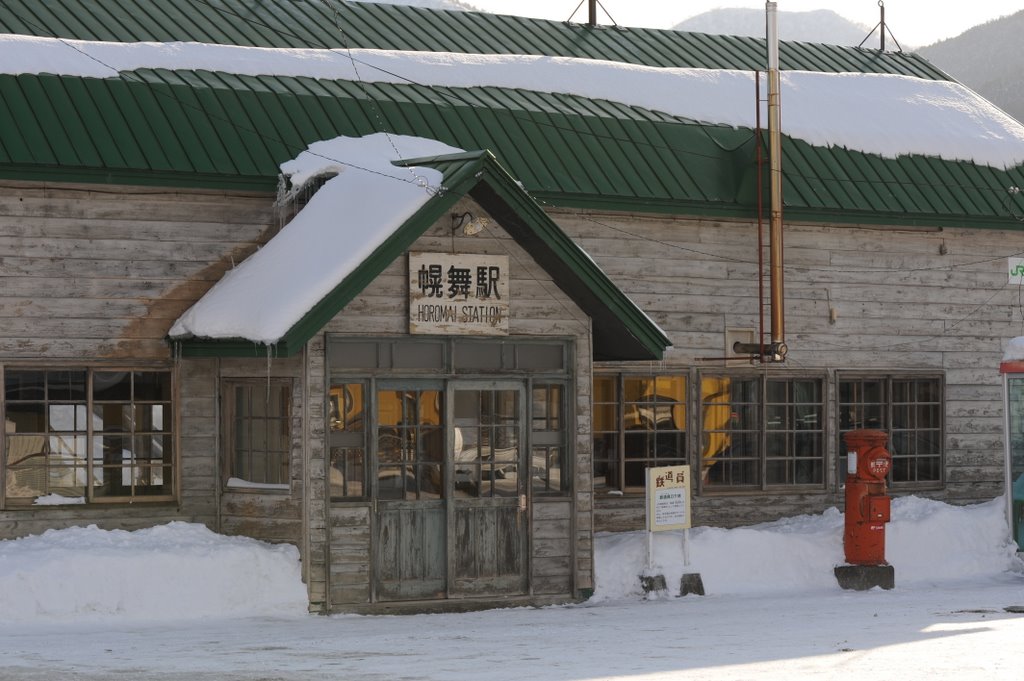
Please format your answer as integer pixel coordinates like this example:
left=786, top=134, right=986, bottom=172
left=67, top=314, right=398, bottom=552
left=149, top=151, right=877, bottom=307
left=170, top=134, right=670, bottom=362
left=1, top=0, right=1024, bottom=227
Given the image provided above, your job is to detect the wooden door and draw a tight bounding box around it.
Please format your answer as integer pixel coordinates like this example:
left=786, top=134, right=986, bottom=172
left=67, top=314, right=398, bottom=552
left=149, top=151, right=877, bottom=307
left=373, top=384, right=447, bottom=601
left=448, top=383, right=529, bottom=596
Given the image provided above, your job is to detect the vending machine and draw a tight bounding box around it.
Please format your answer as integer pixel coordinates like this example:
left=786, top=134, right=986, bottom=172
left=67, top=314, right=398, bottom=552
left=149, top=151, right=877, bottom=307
left=1000, top=338, right=1024, bottom=552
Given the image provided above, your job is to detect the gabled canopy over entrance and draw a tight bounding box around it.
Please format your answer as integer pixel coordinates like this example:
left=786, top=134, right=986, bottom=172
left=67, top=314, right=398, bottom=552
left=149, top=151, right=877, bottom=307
left=169, top=134, right=669, bottom=362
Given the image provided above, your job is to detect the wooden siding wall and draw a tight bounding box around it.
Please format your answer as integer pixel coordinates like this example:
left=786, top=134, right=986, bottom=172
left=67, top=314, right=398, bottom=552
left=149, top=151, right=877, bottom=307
left=313, top=198, right=594, bottom=611
left=555, top=210, right=1018, bottom=531
left=0, top=182, right=277, bottom=538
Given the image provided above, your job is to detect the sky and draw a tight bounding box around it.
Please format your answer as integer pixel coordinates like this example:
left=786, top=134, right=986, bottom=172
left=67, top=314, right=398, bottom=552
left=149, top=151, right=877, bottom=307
left=0, top=496, right=1021, bottom=679
left=463, top=1, right=1023, bottom=48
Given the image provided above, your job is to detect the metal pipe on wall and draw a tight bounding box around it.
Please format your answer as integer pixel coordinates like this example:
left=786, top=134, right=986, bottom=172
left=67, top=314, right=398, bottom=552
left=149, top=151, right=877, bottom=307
left=766, top=2, right=787, bottom=362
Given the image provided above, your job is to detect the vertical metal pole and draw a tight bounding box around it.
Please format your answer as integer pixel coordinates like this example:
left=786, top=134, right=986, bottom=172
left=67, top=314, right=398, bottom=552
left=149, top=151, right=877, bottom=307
left=589, top=0, right=597, bottom=26
left=1004, top=374, right=1015, bottom=545
left=766, top=2, right=785, bottom=360
left=755, top=72, right=766, bottom=360
left=880, top=1, right=886, bottom=51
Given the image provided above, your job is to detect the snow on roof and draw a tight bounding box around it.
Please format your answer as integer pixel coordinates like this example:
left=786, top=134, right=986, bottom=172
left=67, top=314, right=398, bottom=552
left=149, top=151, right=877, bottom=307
left=168, top=133, right=462, bottom=343
left=4, top=35, right=1024, bottom=169
left=1003, top=336, right=1024, bottom=362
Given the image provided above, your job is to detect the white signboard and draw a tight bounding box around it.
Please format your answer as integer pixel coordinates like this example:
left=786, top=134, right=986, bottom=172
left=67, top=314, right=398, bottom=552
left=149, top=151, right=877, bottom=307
left=1010, top=257, right=1024, bottom=285
left=409, top=253, right=509, bottom=336
left=646, top=465, right=692, bottom=532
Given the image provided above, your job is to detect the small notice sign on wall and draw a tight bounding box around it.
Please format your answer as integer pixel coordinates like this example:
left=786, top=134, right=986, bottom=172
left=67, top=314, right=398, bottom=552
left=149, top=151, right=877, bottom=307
left=409, top=253, right=510, bottom=336
left=1010, top=257, right=1024, bottom=285
left=646, top=465, right=692, bottom=532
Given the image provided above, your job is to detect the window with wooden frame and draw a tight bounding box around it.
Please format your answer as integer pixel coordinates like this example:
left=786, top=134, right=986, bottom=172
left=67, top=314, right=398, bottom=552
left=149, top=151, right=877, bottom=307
left=3, top=368, right=174, bottom=506
left=700, top=374, right=825, bottom=491
left=837, top=374, right=943, bottom=487
left=223, top=379, right=292, bottom=489
left=593, top=373, right=687, bottom=493
left=531, top=382, right=569, bottom=495
left=329, top=382, right=367, bottom=500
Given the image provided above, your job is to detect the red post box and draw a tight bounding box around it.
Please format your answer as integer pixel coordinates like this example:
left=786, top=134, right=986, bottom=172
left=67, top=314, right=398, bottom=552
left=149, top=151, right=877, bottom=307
left=843, top=429, right=892, bottom=566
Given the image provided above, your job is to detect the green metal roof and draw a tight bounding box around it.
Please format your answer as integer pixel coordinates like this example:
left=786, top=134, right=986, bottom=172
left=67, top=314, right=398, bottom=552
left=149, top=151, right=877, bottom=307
left=2, top=68, right=1023, bottom=229
left=0, top=0, right=950, bottom=79
left=177, top=150, right=671, bottom=362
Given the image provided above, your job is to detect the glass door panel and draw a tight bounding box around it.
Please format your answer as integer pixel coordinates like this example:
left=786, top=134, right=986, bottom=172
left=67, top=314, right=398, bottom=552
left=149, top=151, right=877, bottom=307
left=449, top=382, right=528, bottom=596
left=373, top=384, right=446, bottom=601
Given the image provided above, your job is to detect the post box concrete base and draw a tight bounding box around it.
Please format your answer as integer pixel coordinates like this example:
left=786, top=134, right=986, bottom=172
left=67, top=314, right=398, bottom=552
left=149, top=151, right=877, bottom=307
left=834, top=564, right=895, bottom=591
left=680, top=573, right=705, bottom=596
left=639, top=573, right=667, bottom=593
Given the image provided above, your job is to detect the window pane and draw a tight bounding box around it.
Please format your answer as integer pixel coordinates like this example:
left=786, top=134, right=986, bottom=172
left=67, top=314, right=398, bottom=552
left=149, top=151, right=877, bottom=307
left=330, top=384, right=364, bottom=432
left=597, top=373, right=686, bottom=492
left=93, top=371, right=131, bottom=401
left=704, top=375, right=824, bottom=489
left=48, top=371, right=87, bottom=401
left=330, top=447, right=365, bottom=499
left=134, top=372, right=171, bottom=401
left=517, top=344, right=563, bottom=370
left=227, top=381, right=290, bottom=486
left=593, top=376, right=616, bottom=403
left=839, top=375, right=942, bottom=486
left=5, top=370, right=45, bottom=401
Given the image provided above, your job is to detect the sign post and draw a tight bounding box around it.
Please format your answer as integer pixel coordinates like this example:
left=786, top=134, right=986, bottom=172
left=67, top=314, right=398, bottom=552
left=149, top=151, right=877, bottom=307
left=642, top=465, right=703, bottom=596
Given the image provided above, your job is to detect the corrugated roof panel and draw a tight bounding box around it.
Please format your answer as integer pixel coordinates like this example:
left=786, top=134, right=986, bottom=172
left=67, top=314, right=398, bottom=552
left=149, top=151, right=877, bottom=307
left=252, top=76, right=333, bottom=145
left=152, top=71, right=239, bottom=174
left=788, top=140, right=862, bottom=210
left=566, top=99, right=662, bottom=199
left=36, top=76, right=105, bottom=168
left=838, top=151, right=907, bottom=214
left=177, top=71, right=263, bottom=175
left=858, top=154, right=927, bottom=215
left=10, top=77, right=66, bottom=166
left=0, top=82, right=35, bottom=164
left=140, top=71, right=225, bottom=173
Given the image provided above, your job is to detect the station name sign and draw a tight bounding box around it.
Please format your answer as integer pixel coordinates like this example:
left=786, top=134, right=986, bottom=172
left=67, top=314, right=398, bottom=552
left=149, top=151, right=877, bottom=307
left=409, top=252, right=510, bottom=336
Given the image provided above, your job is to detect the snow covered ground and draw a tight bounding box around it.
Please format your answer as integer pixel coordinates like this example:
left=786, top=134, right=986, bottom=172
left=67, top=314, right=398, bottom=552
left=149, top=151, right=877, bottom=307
left=0, top=497, right=1021, bottom=680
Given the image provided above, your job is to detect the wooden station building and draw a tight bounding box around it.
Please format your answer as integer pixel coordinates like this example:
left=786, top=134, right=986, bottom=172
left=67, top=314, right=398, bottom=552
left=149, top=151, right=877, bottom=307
left=2, top=0, right=1023, bottom=612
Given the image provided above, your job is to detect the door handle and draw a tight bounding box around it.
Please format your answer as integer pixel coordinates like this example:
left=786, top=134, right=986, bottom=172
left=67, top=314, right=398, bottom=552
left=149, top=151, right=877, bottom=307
left=519, top=494, right=527, bottom=512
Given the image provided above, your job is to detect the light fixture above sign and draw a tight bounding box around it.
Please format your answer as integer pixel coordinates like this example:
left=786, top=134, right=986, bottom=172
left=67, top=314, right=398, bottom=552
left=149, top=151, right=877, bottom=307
left=451, top=211, right=490, bottom=236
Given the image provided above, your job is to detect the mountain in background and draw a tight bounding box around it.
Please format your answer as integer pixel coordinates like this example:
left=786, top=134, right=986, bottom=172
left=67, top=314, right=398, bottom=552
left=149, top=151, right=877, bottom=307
left=674, top=8, right=873, bottom=47
left=916, top=10, right=1024, bottom=124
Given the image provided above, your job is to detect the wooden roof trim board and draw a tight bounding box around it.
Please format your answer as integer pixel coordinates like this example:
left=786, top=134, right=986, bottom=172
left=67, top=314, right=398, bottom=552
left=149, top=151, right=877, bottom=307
left=177, top=150, right=670, bottom=361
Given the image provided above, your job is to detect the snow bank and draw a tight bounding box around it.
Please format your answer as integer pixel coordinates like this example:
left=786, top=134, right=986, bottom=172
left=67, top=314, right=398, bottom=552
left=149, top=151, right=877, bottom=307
left=593, top=496, right=1020, bottom=601
left=0, top=522, right=308, bottom=622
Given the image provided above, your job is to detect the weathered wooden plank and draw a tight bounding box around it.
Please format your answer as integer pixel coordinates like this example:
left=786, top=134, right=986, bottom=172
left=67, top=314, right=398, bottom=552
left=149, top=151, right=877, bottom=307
left=532, top=538, right=571, bottom=559
left=0, top=215, right=271, bottom=243
left=531, top=575, right=572, bottom=595
left=220, top=517, right=301, bottom=543
left=330, top=585, right=371, bottom=605
left=221, top=495, right=302, bottom=520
